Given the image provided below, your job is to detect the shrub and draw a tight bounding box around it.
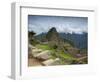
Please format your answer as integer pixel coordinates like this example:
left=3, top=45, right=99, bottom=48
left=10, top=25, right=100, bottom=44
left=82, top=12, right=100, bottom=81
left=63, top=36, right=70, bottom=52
left=53, top=44, right=58, bottom=49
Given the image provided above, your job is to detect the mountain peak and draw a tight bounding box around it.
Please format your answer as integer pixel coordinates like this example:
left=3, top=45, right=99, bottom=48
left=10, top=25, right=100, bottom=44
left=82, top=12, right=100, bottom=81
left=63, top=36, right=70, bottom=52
left=48, top=27, right=57, bottom=33
left=46, top=27, right=60, bottom=41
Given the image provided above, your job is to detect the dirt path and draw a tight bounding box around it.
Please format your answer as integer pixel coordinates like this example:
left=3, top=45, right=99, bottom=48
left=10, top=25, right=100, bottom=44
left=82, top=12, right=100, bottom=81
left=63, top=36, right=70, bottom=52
left=28, top=58, right=42, bottom=66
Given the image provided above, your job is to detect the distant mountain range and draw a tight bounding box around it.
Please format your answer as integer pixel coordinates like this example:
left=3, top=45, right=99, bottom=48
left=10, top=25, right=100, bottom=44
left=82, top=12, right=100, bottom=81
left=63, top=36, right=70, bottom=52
left=35, top=27, right=88, bottom=49
left=59, top=32, right=88, bottom=49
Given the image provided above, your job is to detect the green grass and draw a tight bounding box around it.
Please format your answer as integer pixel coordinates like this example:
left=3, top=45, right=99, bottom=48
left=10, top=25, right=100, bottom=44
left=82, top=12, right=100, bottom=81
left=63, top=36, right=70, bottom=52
left=36, top=44, right=51, bottom=50
left=35, top=43, right=77, bottom=64
left=61, top=52, right=72, bottom=59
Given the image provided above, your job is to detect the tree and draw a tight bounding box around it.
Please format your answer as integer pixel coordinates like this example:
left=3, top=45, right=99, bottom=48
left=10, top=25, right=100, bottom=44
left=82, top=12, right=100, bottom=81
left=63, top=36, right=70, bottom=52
left=28, top=31, right=38, bottom=45
left=28, top=31, right=36, bottom=39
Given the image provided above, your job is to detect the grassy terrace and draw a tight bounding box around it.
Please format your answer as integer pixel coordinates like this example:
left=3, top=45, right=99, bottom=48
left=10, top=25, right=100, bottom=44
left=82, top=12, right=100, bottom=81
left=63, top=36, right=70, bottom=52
left=35, top=44, right=76, bottom=62
left=59, top=52, right=76, bottom=60
left=36, top=44, right=51, bottom=50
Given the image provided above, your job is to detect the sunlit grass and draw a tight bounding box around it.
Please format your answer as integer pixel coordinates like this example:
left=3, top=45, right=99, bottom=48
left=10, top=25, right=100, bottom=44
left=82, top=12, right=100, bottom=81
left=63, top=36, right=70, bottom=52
left=58, top=52, right=76, bottom=60
left=35, top=43, right=77, bottom=64
left=36, top=44, right=51, bottom=50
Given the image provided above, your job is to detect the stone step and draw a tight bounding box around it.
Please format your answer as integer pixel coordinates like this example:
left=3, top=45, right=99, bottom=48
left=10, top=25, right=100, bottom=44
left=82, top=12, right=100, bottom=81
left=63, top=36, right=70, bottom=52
left=34, top=50, right=51, bottom=60
left=42, top=58, right=60, bottom=66
left=32, top=49, right=42, bottom=53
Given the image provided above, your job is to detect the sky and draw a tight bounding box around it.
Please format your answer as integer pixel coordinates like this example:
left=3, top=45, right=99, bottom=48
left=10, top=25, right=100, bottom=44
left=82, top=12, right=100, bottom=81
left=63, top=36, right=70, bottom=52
left=28, top=15, right=88, bottom=35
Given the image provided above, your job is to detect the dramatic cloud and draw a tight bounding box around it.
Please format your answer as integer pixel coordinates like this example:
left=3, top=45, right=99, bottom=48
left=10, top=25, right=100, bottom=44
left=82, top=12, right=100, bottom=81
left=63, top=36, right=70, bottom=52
left=28, top=15, right=88, bottom=35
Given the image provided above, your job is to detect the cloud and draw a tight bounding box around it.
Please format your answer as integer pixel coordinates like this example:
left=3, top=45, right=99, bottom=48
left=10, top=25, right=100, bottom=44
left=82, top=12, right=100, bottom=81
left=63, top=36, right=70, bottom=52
left=66, top=27, right=87, bottom=34
left=28, top=24, right=49, bottom=35
left=55, top=24, right=87, bottom=34
left=28, top=23, right=87, bottom=34
left=28, top=15, right=88, bottom=34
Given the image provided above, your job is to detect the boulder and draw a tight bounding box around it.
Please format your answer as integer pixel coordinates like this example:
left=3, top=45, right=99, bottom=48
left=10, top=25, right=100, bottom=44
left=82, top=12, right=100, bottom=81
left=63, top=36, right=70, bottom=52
left=35, top=50, right=51, bottom=60
left=42, top=58, right=60, bottom=66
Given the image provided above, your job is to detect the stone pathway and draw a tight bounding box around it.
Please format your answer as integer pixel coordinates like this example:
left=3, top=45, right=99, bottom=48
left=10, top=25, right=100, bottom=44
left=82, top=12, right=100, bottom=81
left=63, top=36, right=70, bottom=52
left=28, top=44, right=61, bottom=66
left=42, top=58, right=60, bottom=66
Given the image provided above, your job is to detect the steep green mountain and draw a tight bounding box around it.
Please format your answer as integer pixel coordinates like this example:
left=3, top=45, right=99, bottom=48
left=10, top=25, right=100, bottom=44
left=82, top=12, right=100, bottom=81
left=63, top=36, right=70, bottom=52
left=46, top=27, right=65, bottom=51
left=35, top=31, right=88, bottom=49
left=35, top=27, right=63, bottom=47
left=35, top=27, right=77, bottom=55
left=46, top=27, right=60, bottom=41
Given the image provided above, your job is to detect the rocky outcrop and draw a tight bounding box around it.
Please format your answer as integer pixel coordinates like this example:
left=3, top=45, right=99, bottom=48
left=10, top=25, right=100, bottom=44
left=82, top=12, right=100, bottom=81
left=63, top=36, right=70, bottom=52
left=42, top=58, right=60, bottom=66
left=34, top=50, right=51, bottom=60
